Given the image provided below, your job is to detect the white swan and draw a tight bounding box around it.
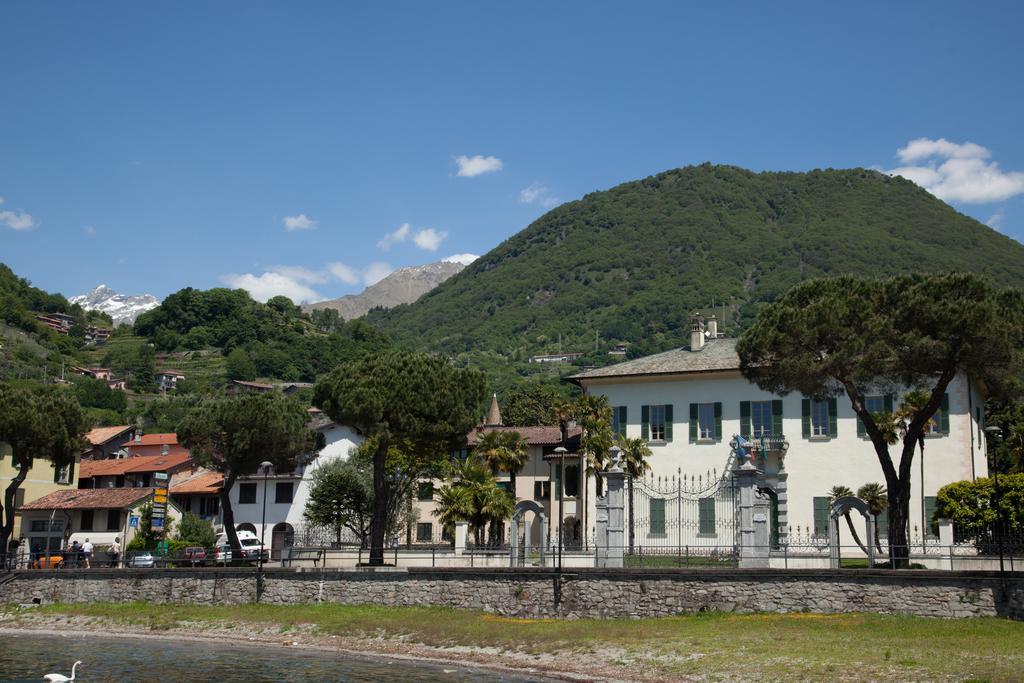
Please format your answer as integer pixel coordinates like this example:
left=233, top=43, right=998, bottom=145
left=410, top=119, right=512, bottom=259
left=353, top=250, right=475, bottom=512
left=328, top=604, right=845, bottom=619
left=44, top=660, right=82, bottom=681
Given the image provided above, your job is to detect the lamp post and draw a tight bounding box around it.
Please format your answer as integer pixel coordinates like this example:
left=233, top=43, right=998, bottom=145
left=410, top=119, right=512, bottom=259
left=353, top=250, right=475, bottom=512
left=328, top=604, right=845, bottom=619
left=983, top=427, right=1006, bottom=577
left=555, top=446, right=567, bottom=572
left=332, top=498, right=341, bottom=547
left=257, top=460, right=273, bottom=601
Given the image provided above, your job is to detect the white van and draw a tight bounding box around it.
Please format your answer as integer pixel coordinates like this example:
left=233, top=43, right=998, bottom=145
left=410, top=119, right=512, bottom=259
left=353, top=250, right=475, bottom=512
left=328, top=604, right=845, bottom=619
left=213, top=528, right=267, bottom=564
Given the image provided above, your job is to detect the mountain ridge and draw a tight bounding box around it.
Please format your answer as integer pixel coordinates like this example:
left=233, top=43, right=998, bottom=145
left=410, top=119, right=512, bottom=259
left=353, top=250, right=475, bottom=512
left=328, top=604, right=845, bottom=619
left=71, top=285, right=159, bottom=325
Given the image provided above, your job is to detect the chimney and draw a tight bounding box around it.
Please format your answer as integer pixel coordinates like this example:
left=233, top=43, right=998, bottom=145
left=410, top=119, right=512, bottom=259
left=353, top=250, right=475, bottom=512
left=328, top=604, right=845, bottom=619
left=161, top=444, right=169, bottom=456
left=690, top=312, right=705, bottom=351
left=707, top=315, right=718, bottom=339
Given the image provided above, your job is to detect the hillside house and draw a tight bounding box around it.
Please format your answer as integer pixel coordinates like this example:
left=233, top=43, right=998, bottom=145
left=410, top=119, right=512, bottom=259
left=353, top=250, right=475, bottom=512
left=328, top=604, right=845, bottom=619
left=35, top=312, right=75, bottom=334
left=82, top=425, right=137, bottom=460
left=230, top=379, right=274, bottom=394
left=123, top=433, right=189, bottom=458
left=568, top=313, right=989, bottom=549
left=155, top=370, right=186, bottom=392
left=529, top=352, right=586, bottom=364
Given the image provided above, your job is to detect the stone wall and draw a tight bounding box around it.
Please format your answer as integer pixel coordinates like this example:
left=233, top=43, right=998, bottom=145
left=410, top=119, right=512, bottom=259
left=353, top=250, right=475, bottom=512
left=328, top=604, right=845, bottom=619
left=2, top=567, right=1021, bottom=620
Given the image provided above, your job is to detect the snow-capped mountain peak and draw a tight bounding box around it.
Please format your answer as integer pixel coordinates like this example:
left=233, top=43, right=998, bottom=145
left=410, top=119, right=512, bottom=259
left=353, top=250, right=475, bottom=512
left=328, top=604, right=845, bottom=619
left=70, top=285, right=160, bottom=325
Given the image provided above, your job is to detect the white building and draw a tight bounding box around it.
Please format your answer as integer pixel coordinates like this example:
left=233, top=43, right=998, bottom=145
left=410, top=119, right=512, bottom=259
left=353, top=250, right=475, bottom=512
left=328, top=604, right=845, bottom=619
left=570, top=317, right=989, bottom=550
left=226, top=420, right=363, bottom=559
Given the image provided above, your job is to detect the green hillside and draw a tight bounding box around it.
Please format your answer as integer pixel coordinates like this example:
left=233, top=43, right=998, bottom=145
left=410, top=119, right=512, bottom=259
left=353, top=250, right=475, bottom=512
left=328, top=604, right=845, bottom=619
left=368, top=165, right=1024, bottom=383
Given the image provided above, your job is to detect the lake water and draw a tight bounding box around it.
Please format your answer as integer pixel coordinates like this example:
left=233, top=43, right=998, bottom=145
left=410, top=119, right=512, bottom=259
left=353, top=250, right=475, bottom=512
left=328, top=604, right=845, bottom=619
left=0, top=632, right=547, bottom=682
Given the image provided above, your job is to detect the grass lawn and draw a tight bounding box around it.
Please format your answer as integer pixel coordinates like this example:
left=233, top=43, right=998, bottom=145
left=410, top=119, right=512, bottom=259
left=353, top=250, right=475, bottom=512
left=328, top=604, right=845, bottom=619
left=16, top=602, right=1024, bottom=681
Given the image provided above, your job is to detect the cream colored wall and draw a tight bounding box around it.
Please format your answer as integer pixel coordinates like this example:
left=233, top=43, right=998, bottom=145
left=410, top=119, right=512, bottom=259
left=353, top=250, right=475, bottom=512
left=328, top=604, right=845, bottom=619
left=582, top=370, right=984, bottom=547
left=0, top=444, right=80, bottom=541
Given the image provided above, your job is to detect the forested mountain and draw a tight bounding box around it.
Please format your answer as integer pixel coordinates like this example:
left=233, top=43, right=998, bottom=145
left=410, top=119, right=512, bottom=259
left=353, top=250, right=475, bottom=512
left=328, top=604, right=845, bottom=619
left=366, top=165, right=1024, bottom=381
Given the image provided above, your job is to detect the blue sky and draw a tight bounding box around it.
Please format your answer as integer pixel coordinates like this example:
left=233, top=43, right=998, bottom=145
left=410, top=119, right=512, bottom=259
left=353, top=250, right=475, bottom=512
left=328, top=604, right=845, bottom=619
left=2, top=2, right=1023, bottom=303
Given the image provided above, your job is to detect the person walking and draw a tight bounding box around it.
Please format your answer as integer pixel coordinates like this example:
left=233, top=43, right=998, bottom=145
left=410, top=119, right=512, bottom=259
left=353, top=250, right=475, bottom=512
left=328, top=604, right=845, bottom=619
left=69, top=540, right=81, bottom=568
left=109, top=537, right=121, bottom=568
left=81, top=538, right=93, bottom=569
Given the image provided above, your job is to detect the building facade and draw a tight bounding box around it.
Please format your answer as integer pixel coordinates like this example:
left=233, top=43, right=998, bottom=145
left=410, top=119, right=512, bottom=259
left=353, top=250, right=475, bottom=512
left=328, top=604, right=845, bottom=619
left=0, top=443, right=80, bottom=543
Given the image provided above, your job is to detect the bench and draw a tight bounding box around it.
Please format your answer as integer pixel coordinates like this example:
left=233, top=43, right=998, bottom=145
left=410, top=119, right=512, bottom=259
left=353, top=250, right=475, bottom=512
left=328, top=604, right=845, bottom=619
left=286, top=548, right=324, bottom=567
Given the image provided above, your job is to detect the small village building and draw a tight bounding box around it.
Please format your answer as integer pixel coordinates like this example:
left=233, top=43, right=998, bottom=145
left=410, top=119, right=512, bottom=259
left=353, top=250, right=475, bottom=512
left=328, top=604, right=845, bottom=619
left=78, top=452, right=194, bottom=489
left=170, top=470, right=224, bottom=527
left=20, top=487, right=183, bottom=555
left=529, top=352, right=586, bottom=364
left=0, top=441, right=80, bottom=542
left=229, top=379, right=274, bottom=394
left=35, top=312, right=75, bottom=334
left=82, top=425, right=137, bottom=460
left=155, top=370, right=186, bottom=392
left=123, top=433, right=190, bottom=458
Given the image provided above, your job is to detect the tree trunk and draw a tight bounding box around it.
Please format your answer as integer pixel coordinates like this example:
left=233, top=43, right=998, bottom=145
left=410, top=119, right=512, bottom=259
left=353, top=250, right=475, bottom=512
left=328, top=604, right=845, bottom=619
left=1, top=458, right=31, bottom=554
left=887, top=476, right=912, bottom=568
left=369, top=439, right=391, bottom=566
left=843, top=512, right=868, bottom=554
left=628, top=475, right=635, bottom=555
left=219, top=471, right=241, bottom=552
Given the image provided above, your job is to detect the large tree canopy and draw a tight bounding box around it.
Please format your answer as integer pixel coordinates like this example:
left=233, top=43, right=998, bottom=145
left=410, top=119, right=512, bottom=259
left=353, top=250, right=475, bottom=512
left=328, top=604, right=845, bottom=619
left=0, top=383, right=88, bottom=551
left=178, top=392, right=321, bottom=551
left=314, top=351, right=485, bottom=565
left=737, top=273, right=1024, bottom=566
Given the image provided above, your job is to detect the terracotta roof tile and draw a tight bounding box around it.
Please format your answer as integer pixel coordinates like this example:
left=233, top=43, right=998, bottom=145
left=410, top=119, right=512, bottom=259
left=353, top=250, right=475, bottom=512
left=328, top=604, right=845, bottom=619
left=84, top=425, right=134, bottom=446
left=128, top=433, right=178, bottom=446
left=170, top=471, right=223, bottom=495
left=21, top=488, right=155, bottom=511
left=467, top=425, right=582, bottom=446
left=79, top=453, right=193, bottom=478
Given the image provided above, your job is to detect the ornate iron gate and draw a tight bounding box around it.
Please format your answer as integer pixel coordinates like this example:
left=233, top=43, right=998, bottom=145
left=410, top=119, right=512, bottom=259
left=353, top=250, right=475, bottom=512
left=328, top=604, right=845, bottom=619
left=629, top=469, right=738, bottom=565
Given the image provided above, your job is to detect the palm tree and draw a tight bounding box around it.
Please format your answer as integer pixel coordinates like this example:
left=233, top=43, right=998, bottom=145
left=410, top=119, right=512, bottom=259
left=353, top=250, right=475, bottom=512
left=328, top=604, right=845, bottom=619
left=474, top=429, right=529, bottom=497
left=620, top=437, right=653, bottom=555
left=857, top=482, right=889, bottom=555
left=433, top=460, right=515, bottom=547
left=575, top=394, right=613, bottom=550
left=828, top=485, right=868, bottom=554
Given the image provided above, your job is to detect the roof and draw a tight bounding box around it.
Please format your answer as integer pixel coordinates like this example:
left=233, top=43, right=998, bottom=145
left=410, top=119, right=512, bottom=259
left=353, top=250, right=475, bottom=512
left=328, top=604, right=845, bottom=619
left=84, top=425, right=134, bottom=446
left=569, top=338, right=741, bottom=381
left=170, top=471, right=223, bottom=494
left=128, top=433, right=178, bottom=447
left=232, top=380, right=274, bottom=390
left=156, top=370, right=186, bottom=377
left=21, top=487, right=155, bottom=511
left=79, top=452, right=193, bottom=478
left=467, top=425, right=582, bottom=446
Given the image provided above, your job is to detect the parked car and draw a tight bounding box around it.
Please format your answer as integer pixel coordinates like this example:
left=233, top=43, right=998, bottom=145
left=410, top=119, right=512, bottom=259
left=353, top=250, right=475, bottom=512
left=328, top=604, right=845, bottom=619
left=127, top=551, right=156, bottom=568
left=213, top=530, right=268, bottom=564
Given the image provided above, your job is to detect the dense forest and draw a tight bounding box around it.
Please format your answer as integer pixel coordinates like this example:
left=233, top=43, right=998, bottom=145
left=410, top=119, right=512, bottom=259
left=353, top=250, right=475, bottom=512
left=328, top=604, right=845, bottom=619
left=365, top=165, right=1024, bottom=387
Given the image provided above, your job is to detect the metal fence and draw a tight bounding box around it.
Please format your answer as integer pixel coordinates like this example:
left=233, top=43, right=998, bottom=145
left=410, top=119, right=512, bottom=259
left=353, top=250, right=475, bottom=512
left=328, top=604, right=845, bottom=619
left=629, top=470, right=738, bottom=552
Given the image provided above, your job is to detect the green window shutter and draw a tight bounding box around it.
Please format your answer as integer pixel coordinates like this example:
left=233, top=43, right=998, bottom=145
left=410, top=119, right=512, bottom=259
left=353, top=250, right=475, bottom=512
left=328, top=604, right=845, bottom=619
left=688, top=403, right=697, bottom=443
left=664, top=404, right=673, bottom=442
left=649, top=498, right=666, bottom=535
left=813, top=497, right=830, bottom=536
left=740, top=401, right=751, bottom=438
left=940, top=393, right=950, bottom=434
left=771, top=399, right=783, bottom=435
left=884, top=394, right=894, bottom=414
left=801, top=399, right=811, bottom=439
left=698, top=497, right=716, bottom=534
left=619, top=406, right=628, bottom=438
left=876, top=508, right=889, bottom=538
left=641, top=405, right=650, bottom=441
left=714, top=402, right=722, bottom=442
left=828, top=398, right=838, bottom=437
left=533, top=481, right=542, bottom=499
left=924, top=496, right=938, bottom=538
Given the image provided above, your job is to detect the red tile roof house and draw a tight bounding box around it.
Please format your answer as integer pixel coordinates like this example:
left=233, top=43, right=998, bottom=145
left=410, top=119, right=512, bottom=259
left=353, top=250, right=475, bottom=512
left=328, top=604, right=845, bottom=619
left=19, top=487, right=184, bottom=558
left=170, top=470, right=224, bottom=528
left=123, top=433, right=190, bottom=458
left=82, top=425, right=138, bottom=460
left=78, top=451, right=194, bottom=489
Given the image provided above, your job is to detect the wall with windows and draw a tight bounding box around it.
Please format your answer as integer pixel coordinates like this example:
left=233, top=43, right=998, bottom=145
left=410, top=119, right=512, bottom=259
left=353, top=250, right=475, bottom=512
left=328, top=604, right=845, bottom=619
left=227, top=423, right=363, bottom=549
left=585, top=370, right=985, bottom=547
left=0, top=443, right=80, bottom=541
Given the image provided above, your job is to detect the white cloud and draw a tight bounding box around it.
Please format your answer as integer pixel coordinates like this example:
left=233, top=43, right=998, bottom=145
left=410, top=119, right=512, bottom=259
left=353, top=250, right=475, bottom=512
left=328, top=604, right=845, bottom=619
left=283, top=213, right=317, bottom=231
left=269, top=265, right=327, bottom=285
left=326, top=262, right=360, bottom=285
left=0, top=196, right=36, bottom=231
left=519, top=182, right=562, bottom=209
left=987, top=212, right=1004, bottom=230
left=887, top=138, right=1024, bottom=203
left=377, top=223, right=411, bottom=250
left=363, top=261, right=394, bottom=286
left=84, top=226, right=96, bottom=237
left=412, top=228, right=447, bottom=251
left=455, top=154, right=503, bottom=177
left=443, top=253, right=479, bottom=266
left=223, top=271, right=323, bottom=304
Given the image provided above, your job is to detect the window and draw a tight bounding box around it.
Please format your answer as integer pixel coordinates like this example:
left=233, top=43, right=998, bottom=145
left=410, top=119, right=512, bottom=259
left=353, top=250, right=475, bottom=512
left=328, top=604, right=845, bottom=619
left=698, top=403, right=715, bottom=440
left=416, top=522, right=433, bottom=542
left=80, top=510, right=94, bottom=532
left=275, top=482, right=294, bottom=504
left=649, top=498, right=666, bottom=535
left=802, top=398, right=838, bottom=439
left=534, top=480, right=551, bottom=499
left=813, top=496, right=830, bottom=537
left=925, top=394, right=950, bottom=436
left=698, top=497, right=716, bottom=535
left=200, top=496, right=219, bottom=516
left=31, top=519, right=63, bottom=533
left=612, top=406, right=627, bottom=438
left=649, top=405, right=666, bottom=441
left=239, top=482, right=257, bottom=504
left=106, top=509, right=121, bottom=531
left=564, top=464, right=579, bottom=497
left=417, top=482, right=434, bottom=501
left=689, top=403, right=721, bottom=442
left=876, top=509, right=889, bottom=538
left=924, top=496, right=938, bottom=538
left=857, top=395, right=893, bottom=437
left=54, top=462, right=72, bottom=485
left=751, top=401, right=773, bottom=437
left=496, top=481, right=510, bottom=492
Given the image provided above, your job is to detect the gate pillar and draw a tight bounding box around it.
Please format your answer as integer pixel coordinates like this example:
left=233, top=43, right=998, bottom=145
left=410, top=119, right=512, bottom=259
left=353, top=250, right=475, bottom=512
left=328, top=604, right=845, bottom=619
left=734, top=460, right=770, bottom=568
left=594, top=494, right=608, bottom=567
left=604, top=463, right=625, bottom=568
